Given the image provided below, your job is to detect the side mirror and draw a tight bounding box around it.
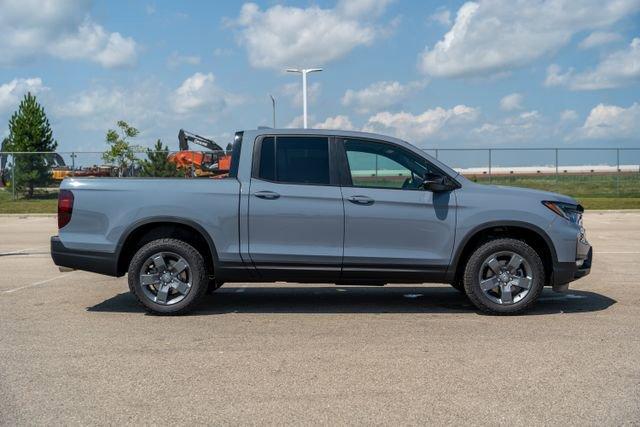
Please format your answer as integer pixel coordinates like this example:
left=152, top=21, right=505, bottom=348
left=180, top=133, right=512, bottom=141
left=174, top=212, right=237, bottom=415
left=422, top=173, right=452, bottom=192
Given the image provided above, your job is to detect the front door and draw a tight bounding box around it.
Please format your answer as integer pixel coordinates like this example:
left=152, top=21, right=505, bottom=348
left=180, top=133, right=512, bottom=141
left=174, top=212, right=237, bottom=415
left=338, top=137, right=457, bottom=281
left=248, top=135, right=343, bottom=280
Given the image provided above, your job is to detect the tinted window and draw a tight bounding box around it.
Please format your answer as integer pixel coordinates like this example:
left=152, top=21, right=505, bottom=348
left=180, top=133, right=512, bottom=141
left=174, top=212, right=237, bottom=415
left=344, top=139, right=432, bottom=190
left=276, top=137, right=329, bottom=185
left=256, top=136, right=330, bottom=185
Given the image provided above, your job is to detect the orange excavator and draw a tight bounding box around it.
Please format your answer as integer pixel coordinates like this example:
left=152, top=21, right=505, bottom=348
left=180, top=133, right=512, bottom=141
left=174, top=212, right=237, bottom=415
left=168, top=129, right=231, bottom=177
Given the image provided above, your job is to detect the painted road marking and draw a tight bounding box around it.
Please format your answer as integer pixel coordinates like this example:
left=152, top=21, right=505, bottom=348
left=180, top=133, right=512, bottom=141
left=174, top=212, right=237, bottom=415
left=0, top=246, right=48, bottom=257
left=2, top=273, right=74, bottom=294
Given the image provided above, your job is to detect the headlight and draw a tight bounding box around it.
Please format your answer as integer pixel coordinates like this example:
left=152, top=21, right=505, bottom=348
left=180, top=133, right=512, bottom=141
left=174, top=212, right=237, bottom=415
left=542, top=201, right=583, bottom=224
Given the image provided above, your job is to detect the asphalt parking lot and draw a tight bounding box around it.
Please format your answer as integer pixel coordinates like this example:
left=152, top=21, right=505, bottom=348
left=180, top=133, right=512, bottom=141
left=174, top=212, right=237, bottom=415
left=1, top=212, right=639, bottom=425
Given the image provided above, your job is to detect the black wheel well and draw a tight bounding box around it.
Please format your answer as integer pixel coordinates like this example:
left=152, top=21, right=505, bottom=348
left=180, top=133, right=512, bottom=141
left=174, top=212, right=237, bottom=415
left=454, top=226, right=553, bottom=285
left=117, top=222, right=215, bottom=276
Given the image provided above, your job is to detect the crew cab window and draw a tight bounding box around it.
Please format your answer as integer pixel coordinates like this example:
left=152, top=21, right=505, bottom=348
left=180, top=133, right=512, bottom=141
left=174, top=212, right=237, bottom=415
left=257, top=136, right=330, bottom=185
left=343, top=139, right=433, bottom=190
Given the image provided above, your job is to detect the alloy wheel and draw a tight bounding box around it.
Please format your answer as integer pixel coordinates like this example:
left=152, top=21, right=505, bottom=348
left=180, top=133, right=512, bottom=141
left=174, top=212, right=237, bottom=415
left=478, top=250, right=533, bottom=305
left=139, top=251, right=192, bottom=305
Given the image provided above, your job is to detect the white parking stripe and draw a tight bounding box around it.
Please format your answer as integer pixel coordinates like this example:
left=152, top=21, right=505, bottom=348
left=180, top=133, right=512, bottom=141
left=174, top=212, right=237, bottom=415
left=2, top=272, right=73, bottom=294
left=0, top=246, right=48, bottom=256
left=596, top=251, right=640, bottom=254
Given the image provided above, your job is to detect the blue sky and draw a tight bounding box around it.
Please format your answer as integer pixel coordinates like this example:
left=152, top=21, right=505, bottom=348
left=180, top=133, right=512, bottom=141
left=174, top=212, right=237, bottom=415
left=0, top=0, right=639, bottom=155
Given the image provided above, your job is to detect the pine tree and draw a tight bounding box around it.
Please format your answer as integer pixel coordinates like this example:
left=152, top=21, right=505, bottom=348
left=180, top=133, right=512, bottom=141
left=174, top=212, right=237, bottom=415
left=102, top=120, right=141, bottom=177
left=140, top=139, right=181, bottom=177
left=6, top=92, right=58, bottom=198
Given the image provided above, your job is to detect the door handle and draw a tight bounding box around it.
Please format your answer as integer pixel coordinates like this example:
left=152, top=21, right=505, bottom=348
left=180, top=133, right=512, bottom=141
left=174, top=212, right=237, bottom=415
left=254, top=191, right=280, bottom=200
left=348, top=195, right=374, bottom=205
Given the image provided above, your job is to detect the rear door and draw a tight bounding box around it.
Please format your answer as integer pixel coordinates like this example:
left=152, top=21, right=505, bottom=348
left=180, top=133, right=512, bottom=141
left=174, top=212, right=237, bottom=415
left=337, top=137, right=457, bottom=281
left=248, top=135, right=344, bottom=280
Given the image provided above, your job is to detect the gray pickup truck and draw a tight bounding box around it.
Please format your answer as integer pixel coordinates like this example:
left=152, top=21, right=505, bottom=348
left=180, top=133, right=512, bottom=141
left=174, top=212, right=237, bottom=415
left=51, top=128, right=592, bottom=315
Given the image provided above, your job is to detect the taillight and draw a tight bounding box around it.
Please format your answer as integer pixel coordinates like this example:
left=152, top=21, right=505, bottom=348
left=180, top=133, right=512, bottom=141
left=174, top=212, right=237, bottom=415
left=58, top=190, right=74, bottom=229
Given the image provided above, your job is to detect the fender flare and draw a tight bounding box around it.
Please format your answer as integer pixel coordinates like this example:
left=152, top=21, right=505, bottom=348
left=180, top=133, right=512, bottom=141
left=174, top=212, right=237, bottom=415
left=115, top=216, right=220, bottom=275
left=448, top=220, right=559, bottom=280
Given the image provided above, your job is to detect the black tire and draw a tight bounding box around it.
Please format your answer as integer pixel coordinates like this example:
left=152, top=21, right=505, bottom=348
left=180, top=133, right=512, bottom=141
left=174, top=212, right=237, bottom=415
left=463, top=238, right=545, bottom=315
left=128, top=238, right=208, bottom=315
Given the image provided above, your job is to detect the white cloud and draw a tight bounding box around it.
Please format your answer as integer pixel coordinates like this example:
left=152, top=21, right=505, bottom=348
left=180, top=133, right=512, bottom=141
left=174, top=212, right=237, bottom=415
left=0, top=78, right=48, bottom=112
left=575, top=103, right=640, bottom=139
left=54, top=83, right=164, bottom=131
left=314, top=115, right=354, bottom=130
left=545, top=38, right=640, bottom=90
left=560, top=109, right=579, bottom=121
left=579, top=31, right=623, bottom=49
left=418, top=0, right=640, bottom=78
left=167, top=51, right=202, bottom=68
left=281, top=82, right=321, bottom=107
left=342, top=80, right=427, bottom=114
left=0, top=0, right=138, bottom=68
left=286, top=115, right=307, bottom=128
left=363, top=105, right=479, bottom=141
left=544, top=64, right=574, bottom=87
left=171, top=72, right=240, bottom=115
left=232, top=1, right=391, bottom=69
left=429, top=8, right=451, bottom=26
left=569, top=38, right=640, bottom=90
left=336, top=0, right=394, bottom=18
left=473, top=110, right=543, bottom=143
left=499, top=93, right=524, bottom=111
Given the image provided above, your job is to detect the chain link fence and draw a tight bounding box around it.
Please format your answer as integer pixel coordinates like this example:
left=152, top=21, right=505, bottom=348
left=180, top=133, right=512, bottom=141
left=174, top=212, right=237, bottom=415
left=1, top=148, right=639, bottom=200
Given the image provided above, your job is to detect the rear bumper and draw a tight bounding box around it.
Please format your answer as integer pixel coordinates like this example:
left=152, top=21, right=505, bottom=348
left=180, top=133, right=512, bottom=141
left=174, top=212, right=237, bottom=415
left=50, top=236, right=118, bottom=276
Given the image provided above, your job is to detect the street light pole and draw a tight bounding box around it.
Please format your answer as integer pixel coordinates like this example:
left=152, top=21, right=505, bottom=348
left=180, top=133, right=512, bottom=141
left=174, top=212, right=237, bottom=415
left=285, top=68, right=322, bottom=128
left=269, top=94, right=276, bottom=128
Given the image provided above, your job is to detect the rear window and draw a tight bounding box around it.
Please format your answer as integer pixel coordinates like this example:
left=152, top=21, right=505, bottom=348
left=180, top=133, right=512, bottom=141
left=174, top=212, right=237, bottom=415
left=256, top=136, right=330, bottom=185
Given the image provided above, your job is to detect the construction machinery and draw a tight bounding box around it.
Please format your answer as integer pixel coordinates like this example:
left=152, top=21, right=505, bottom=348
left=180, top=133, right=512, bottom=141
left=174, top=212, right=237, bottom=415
left=168, top=129, right=231, bottom=177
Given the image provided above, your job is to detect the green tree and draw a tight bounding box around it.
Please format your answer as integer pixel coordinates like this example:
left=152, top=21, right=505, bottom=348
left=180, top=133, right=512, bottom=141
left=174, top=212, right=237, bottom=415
left=139, top=139, right=181, bottom=177
left=5, top=92, right=58, bottom=198
left=102, top=120, right=141, bottom=177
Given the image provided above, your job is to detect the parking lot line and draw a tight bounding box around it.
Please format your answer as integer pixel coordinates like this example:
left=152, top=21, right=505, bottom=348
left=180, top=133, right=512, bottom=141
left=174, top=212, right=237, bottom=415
left=3, top=272, right=74, bottom=294
left=0, top=246, right=49, bottom=256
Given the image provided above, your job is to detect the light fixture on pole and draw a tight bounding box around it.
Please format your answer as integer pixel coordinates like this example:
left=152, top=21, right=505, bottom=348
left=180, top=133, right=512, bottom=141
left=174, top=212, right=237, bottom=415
left=285, top=68, right=322, bottom=128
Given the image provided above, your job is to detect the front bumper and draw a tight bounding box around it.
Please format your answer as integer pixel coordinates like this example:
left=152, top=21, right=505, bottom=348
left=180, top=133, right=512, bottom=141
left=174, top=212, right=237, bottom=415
left=551, top=240, right=592, bottom=292
left=51, top=236, right=118, bottom=276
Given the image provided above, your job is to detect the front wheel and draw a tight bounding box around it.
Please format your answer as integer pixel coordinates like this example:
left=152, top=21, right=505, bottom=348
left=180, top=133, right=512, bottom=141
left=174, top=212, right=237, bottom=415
left=128, top=238, right=208, bottom=315
left=463, top=238, right=545, bottom=315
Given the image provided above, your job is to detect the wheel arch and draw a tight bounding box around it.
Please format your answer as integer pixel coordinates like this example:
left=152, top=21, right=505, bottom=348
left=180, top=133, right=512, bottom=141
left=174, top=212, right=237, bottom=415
left=116, top=217, right=219, bottom=277
left=450, top=221, right=557, bottom=285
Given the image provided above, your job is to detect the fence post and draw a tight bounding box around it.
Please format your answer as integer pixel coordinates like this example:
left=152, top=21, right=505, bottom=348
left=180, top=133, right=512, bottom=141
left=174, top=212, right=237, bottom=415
left=555, top=148, right=559, bottom=191
left=488, top=149, right=492, bottom=183
left=71, top=152, right=76, bottom=177
left=12, top=154, right=16, bottom=200
left=435, top=149, right=439, bottom=160
left=616, top=148, right=620, bottom=196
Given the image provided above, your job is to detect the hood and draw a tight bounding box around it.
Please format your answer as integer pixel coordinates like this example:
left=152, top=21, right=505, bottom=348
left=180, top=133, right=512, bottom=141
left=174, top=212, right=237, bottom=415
left=457, top=176, right=579, bottom=205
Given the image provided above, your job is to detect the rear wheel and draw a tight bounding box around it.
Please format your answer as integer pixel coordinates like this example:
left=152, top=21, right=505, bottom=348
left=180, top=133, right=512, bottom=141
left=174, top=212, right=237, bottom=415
left=463, top=238, right=544, bottom=315
left=128, top=238, right=208, bottom=315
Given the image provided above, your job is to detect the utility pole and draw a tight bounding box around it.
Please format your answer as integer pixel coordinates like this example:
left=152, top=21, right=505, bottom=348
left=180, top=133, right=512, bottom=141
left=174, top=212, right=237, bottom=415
left=269, top=94, right=276, bottom=128
left=285, top=68, right=322, bottom=128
